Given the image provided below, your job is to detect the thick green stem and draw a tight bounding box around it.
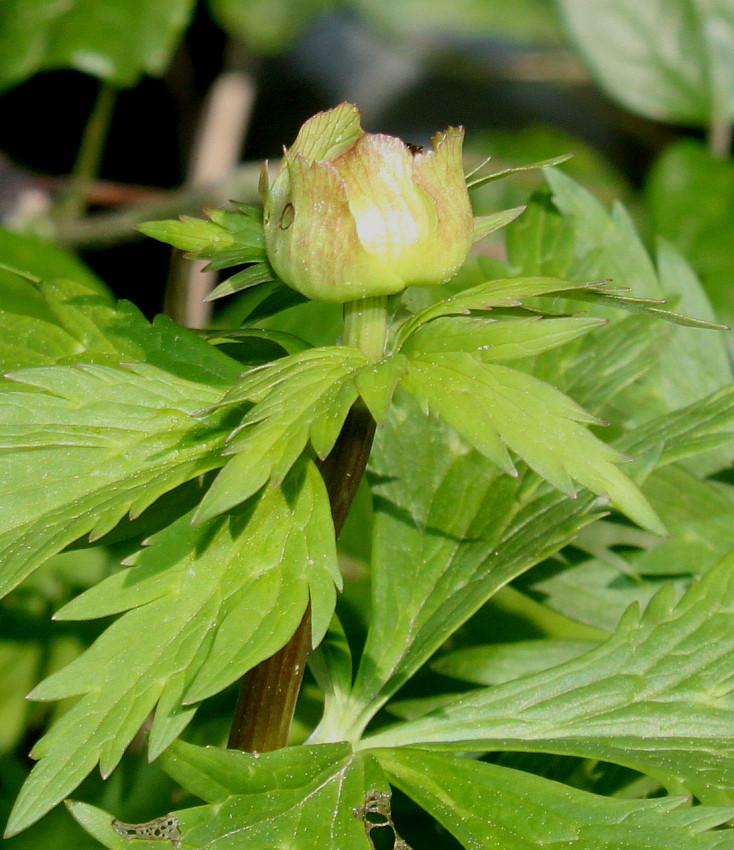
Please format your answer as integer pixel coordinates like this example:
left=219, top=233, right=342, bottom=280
left=227, top=297, right=387, bottom=752
left=343, top=296, right=389, bottom=361
left=53, top=82, right=117, bottom=222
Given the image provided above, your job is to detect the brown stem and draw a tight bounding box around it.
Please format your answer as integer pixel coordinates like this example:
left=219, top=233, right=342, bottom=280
left=227, top=404, right=376, bottom=751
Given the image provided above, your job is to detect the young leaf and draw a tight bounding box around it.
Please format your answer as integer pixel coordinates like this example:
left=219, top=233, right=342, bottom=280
left=471, top=205, right=526, bottom=242
left=70, top=740, right=390, bottom=850
left=0, top=362, right=232, bottom=599
left=194, top=347, right=368, bottom=522
left=364, top=548, right=734, bottom=805
left=6, top=460, right=339, bottom=836
left=379, top=749, right=734, bottom=849
left=399, top=351, right=664, bottom=534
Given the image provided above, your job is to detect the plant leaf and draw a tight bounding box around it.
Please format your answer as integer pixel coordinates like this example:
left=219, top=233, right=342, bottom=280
left=364, top=548, right=734, bottom=805
left=400, top=352, right=663, bottom=534
left=194, top=347, right=368, bottom=522
left=432, top=639, right=599, bottom=686
left=313, top=375, right=734, bottom=743
left=646, top=139, right=734, bottom=327
left=0, top=0, right=196, bottom=90
left=471, top=205, right=526, bottom=242
left=0, top=362, right=233, bottom=599
left=379, top=748, right=734, bottom=849
left=402, top=314, right=606, bottom=360
left=556, top=0, right=734, bottom=125
left=70, top=740, right=390, bottom=849
left=6, top=460, right=339, bottom=836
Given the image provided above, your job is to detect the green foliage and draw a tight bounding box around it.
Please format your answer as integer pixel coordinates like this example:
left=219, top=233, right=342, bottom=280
left=7, top=461, right=339, bottom=836
left=555, top=0, right=734, bottom=126
left=0, top=0, right=196, bottom=89
left=380, top=749, right=734, bottom=849
left=647, top=139, right=734, bottom=326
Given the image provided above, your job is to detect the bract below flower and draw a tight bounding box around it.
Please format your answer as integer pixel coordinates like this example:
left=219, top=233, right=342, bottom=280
left=262, top=103, right=474, bottom=304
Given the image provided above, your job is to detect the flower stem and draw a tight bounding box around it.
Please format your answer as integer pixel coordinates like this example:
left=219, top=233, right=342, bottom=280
left=227, top=297, right=387, bottom=752
left=343, top=296, right=389, bottom=361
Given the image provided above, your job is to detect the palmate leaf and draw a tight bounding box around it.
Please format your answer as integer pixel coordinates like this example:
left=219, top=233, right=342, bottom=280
left=69, top=740, right=388, bottom=850
left=399, top=351, right=664, bottom=534
left=379, top=749, right=734, bottom=850
left=364, top=547, right=734, bottom=805
left=0, top=361, right=234, bottom=599
left=5, top=460, right=339, bottom=837
left=194, top=346, right=369, bottom=522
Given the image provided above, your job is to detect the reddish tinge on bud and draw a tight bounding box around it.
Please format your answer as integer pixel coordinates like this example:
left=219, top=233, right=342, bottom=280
left=261, top=103, right=474, bottom=303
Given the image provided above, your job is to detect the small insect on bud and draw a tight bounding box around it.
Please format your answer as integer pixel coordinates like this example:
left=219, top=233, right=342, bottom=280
left=261, top=103, right=474, bottom=303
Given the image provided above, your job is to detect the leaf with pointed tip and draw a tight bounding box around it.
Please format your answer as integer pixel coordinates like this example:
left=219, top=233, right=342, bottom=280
left=467, top=153, right=573, bottom=190
left=205, top=263, right=275, bottom=300
left=195, top=347, right=368, bottom=522
left=393, top=275, right=593, bottom=351
left=379, top=748, right=734, bottom=850
left=0, top=362, right=233, bottom=600
left=400, top=352, right=663, bottom=534
left=364, top=549, right=734, bottom=805
left=472, top=206, right=526, bottom=242
left=70, top=740, right=388, bottom=849
left=139, top=208, right=265, bottom=263
left=6, top=460, right=339, bottom=836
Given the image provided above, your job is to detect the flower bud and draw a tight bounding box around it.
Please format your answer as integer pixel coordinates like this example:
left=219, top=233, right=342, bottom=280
left=261, top=103, right=474, bottom=303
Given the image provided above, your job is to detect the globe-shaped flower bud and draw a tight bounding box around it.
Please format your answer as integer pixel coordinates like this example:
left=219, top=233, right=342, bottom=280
left=261, top=103, right=474, bottom=303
